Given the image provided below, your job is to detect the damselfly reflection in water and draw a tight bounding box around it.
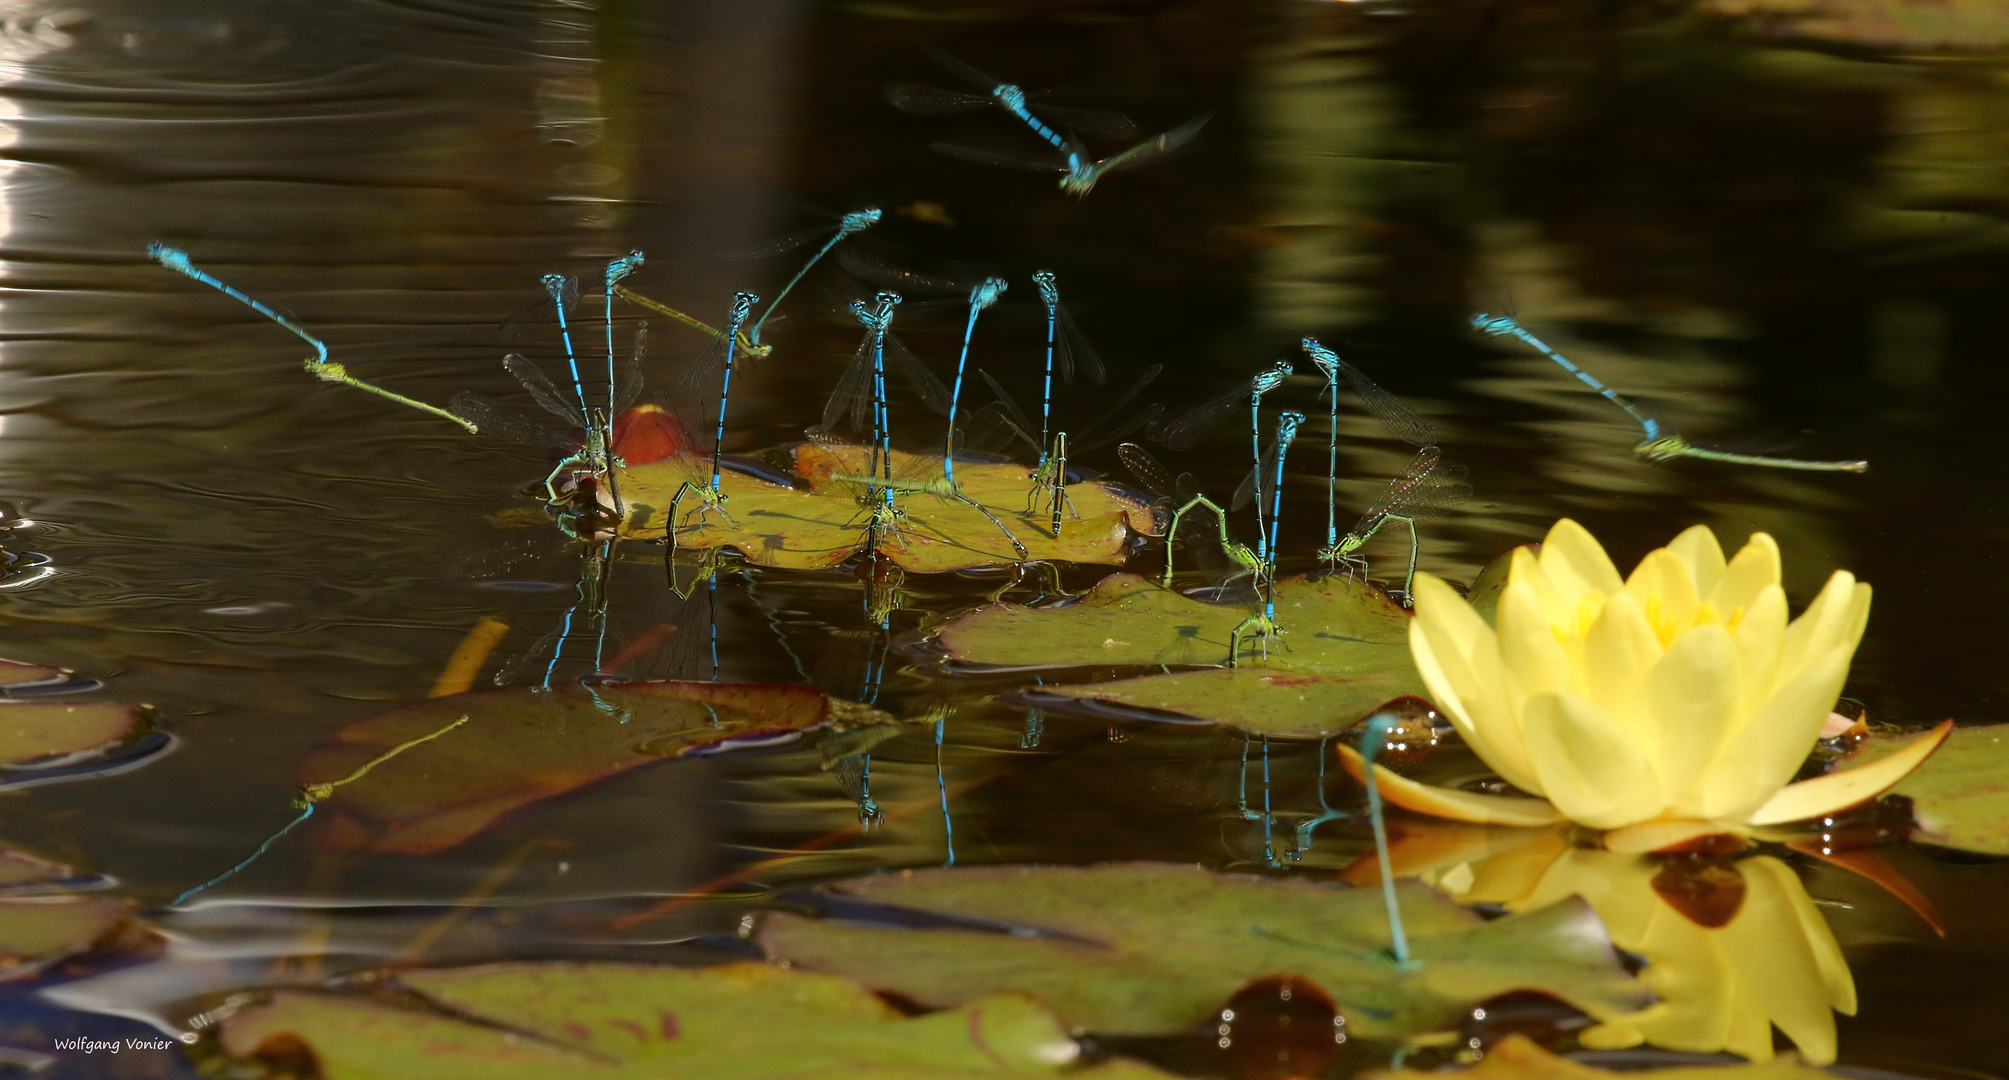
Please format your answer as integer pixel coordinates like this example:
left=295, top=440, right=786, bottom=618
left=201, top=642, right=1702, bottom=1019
left=1471, top=313, right=1870, bottom=472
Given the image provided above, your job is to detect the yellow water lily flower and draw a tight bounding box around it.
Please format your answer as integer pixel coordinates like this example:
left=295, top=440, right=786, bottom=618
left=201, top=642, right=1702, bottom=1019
left=1361, top=519, right=1948, bottom=849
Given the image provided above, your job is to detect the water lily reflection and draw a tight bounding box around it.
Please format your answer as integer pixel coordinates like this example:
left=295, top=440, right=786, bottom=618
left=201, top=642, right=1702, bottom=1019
left=1347, top=824, right=1853, bottom=1064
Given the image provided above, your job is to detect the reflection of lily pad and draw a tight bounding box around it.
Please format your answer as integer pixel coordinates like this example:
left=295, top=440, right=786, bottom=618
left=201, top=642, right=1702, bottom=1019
left=220, top=962, right=1177, bottom=1080
left=938, top=573, right=1425, bottom=735
left=300, top=682, right=858, bottom=856
left=1376, top=1032, right=1833, bottom=1080
left=1883, top=723, right=2009, bottom=855
left=0, top=847, right=130, bottom=981
left=610, top=444, right=1159, bottom=573
left=758, top=863, right=1650, bottom=1039
left=0, top=702, right=145, bottom=767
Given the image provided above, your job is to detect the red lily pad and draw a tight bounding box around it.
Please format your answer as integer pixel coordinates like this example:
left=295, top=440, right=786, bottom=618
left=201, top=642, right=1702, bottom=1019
left=0, top=702, right=145, bottom=767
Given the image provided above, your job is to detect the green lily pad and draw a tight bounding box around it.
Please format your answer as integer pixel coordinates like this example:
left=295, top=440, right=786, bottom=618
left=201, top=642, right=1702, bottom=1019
left=758, top=863, right=1651, bottom=1039
left=1883, top=722, right=2009, bottom=855
left=609, top=443, right=1160, bottom=573
left=301, top=682, right=873, bottom=856
left=938, top=573, right=1426, bottom=735
left=1378, top=1032, right=1835, bottom=1080
left=0, top=702, right=145, bottom=767
left=219, top=961, right=1179, bottom=1080
left=0, top=846, right=130, bottom=981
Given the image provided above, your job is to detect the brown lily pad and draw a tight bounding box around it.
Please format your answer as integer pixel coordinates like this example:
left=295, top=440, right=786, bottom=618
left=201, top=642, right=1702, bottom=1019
left=300, top=681, right=861, bottom=856
left=0, top=702, right=145, bottom=767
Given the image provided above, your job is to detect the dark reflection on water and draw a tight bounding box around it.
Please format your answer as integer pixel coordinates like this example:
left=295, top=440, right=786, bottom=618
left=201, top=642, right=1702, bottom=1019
left=0, top=0, right=2004, bottom=1075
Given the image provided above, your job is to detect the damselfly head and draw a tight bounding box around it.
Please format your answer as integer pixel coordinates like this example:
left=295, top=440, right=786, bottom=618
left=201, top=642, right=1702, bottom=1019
left=1470, top=313, right=1517, bottom=337
left=1300, top=337, right=1340, bottom=379
left=729, top=291, right=761, bottom=323
left=1276, top=411, right=1307, bottom=443
left=841, top=207, right=884, bottom=233
left=605, top=251, right=644, bottom=286
left=973, top=277, right=1008, bottom=308
left=1032, top=270, right=1059, bottom=307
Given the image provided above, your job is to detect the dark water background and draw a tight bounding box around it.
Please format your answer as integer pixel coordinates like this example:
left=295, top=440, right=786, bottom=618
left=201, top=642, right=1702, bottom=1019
left=1, top=0, right=2007, bottom=1076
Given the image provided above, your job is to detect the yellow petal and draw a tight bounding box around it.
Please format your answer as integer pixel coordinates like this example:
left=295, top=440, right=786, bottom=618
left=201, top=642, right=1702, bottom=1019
left=1643, top=623, right=1742, bottom=816
left=1778, top=571, right=1864, bottom=687
left=1459, top=828, right=1574, bottom=905
left=1718, top=856, right=1842, bottom=1064
left=1409, top=580, right=1544, bottom=794
left=1762, top=852, right=1858, bottom=1017
left=1496, top=581, right=1574, bottom=703
left=1665, top=524, right=1727, bottom=599
left=1708, top=532, right=1782, bottom=615
left=1732, top=584, right=1787, bottom=718
left=1624, top=548, right=1700, bottom=634
left=1747, top=720, right=1952, bottom=826
left=1701, top=644, right=1853, bottom=821
left=1602, top=819, right=1747, bottom=855
left=1508, top=545, right=1572, bottom=629
left=1522, top=691, right=1667, bottom=828
left=1581, top=592, right=1662, bottom=721
left=1336, top=744, right=1565, bottom=825
left=1538, top=518, right=1625, bottom=604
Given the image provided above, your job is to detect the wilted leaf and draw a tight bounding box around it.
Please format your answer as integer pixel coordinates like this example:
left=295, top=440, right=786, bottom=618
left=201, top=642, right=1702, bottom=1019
left=1370, top=1032, right=1834, bottom=1080
left=609, top=444, right=1159, bottom=573
left=219, top=961, right=1178, bottom=1080
left=300, top=682, right=856, bottom=856
left=1884, top=722, right=2009, bottom=855
left=939, top=573, right=1425, bottom=735
left=0, top=702, right=144, bottom=767
left=758, top=863, right=1650, bottom=1039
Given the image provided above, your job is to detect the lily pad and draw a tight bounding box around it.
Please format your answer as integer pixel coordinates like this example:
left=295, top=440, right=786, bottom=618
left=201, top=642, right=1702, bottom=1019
left=1373, top=1032, right=1834, bottom=1080
left=301, top=682, right=866, bottom=856
left=609, top=443, right=1160, bottom=573
left=938, top=573, right=1426, bottom=735
left=0, top=847, right=130, bottom=981
left=219, top=961, right=1178, bottom=1080
left=1882, top=722, right=2009, bottom=855
left=1701, top=0, right=2009, bottom=50
left=0, top=657, right=65, bottom=688
left=0, top=702, right=145, bottom=767
left=758, top=862, right=1651, bottom=1039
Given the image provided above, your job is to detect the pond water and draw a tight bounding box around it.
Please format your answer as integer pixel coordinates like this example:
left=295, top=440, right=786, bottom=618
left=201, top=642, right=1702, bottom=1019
left=2, top=0, right=2008, bottom=1077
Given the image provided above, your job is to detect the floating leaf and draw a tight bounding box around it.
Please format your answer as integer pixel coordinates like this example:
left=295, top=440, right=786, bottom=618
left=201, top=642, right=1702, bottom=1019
left=0, top=702, right=145, bottom=767
left=1372, top=1032, right=1834, bottom=1080
left=1881, top=722, right=2009, bottom=855
left=758, top=862, right=1650, bottom=1039
left=0, top=657, right=65, bottom=688
left=609, top=444, right=1160, bottom=573
left=939, top=573, right=1426, bottom=735
left=300, top=682, right=865, bottom=856
left=0, top=847, right=129, bottom=981
left=219, top=961, right=1178, bottom=1080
